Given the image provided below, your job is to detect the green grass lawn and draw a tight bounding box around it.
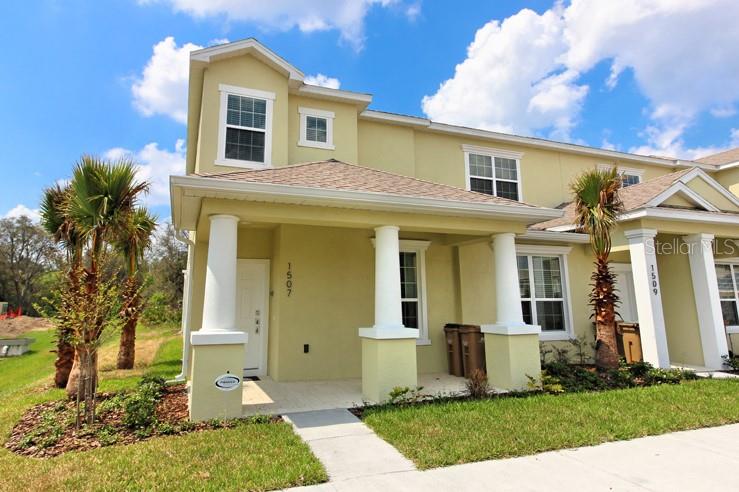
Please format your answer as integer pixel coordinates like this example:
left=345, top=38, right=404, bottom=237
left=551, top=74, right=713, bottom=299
left=363, top=380, right=739, bottom=469
left=0, top=326, right=327, bottom=491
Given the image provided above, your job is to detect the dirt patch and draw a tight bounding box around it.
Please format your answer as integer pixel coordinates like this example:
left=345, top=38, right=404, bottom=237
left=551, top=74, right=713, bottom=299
left=4, top=384, right=281, bottom=458
left=0, top=316, right=53, bottom=338
left=98, top=337, right=165, bottom=371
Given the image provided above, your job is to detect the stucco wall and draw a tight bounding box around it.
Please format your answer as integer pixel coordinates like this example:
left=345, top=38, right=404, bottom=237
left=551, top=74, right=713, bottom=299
left=715, top=166, right=739, bottom=198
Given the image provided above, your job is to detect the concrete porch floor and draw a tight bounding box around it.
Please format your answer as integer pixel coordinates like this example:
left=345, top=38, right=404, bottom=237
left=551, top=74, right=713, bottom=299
left=242, top=373, right=467, bottom=416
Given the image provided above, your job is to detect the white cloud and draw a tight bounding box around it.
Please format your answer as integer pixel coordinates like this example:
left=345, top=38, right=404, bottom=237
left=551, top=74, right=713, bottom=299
left=422, top=7, right=588, bottom=141
left=423, top=0, right=739, bottom=156
left=4, top=204, right=41, bottom=222
left=138, top=0, right=408, bottom=51
left=630, top=126, right=739, bottom=160
left=132, top=37, right=203, bottom=124
left=105, top=140, right=186, bottom=207
left=304, top=73, right=341, bottom=89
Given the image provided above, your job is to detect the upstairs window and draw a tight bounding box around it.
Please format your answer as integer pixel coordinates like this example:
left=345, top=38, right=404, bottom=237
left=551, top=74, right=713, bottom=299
left=464, top=146, right=523, bottom=201
left=598, top=164, right=643, bottom=187
left=217, top=85, right=274, bottom=168
left=298, top=107, right=335, bottom=150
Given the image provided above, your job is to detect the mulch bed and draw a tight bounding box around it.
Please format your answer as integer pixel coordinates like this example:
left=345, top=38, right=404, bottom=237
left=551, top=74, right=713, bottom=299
left=5, top=384, right=280, bottom=458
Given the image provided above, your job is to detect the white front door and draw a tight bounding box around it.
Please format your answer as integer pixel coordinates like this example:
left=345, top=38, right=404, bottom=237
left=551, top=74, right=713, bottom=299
left=613, top=263, right=639, bottom=323
left=236, top=259, right=270, bottom=377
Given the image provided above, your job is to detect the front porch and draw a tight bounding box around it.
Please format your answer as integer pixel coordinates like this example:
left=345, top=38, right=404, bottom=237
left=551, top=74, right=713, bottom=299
left=241, top=373, right=468, bottom=416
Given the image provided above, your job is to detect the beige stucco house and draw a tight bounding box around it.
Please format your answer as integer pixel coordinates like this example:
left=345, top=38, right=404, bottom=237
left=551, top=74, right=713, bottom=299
left=169, top=39, right=739, bottom=421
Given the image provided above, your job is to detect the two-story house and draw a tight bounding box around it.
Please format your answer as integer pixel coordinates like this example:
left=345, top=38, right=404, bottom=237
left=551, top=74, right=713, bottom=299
left=169, top=39, right=739, bottom=421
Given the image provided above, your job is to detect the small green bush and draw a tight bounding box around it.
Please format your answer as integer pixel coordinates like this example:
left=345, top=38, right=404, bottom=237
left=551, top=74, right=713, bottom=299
left=19, top=411, right=64, bottom=449
left=722, top=354, right=739, bottom=371
left=142, top=291, right=181, bottom=325
left=122, top=376, right=166, bottom=430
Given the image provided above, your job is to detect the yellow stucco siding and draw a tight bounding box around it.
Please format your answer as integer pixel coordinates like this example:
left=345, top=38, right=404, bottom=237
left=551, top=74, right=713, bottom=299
left=288, top=95, right=359, bottom=164
left=716, top=166, right=739, bottom=198
left=195, top=54, right=290, bottom=175
left=357, top=120, right=416, bottom=175
left=656, top=235, right=704, bottom=367
left=684, top=176, right=739, bottom=212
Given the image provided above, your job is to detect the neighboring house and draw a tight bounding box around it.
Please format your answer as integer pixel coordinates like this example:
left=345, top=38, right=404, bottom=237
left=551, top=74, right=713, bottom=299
left=170, top=39, right=739, bottom=420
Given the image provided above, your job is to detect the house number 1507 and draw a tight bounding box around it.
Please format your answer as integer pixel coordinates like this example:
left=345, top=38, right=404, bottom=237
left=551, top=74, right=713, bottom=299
left=286, top=262, right=293, bottom=297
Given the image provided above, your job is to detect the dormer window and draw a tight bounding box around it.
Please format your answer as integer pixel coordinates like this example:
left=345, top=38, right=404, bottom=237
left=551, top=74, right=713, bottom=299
left=298, top=107, right=335, bottom=150
left=463, top=145, right=523, bottom=201
left=216, top=84, right=274, bottom=168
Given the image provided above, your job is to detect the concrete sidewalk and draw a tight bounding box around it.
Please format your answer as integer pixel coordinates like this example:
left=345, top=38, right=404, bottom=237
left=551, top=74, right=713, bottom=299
left=283, top=418, right=739, bottom=491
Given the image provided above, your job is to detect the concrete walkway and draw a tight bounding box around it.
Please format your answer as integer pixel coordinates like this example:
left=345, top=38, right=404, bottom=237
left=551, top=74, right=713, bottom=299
left=283, top=409, right=416, bottom=482
left=282, top=419, right=739, bottom=491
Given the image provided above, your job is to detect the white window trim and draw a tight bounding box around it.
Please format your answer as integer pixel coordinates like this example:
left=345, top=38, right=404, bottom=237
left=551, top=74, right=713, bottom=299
left=598, top=164, right=644, bottom=186
left=515, top=244, right=574, bottom=341
left=715, top=261, right=739, bottom=334
left=462, top=144, right=524, bottom=201
left=298, top=106, right=335, bottom=150
left=400, top=240, right=431, bottom=345
left=216, top=84, right=275, bottom=169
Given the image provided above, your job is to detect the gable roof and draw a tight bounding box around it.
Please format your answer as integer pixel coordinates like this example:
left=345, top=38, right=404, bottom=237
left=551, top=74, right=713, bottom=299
left=531, top=167, right=739, bottom=231
left=695, top=147, right=739, bottom=166
left=196, top=159, right=543, bottom=208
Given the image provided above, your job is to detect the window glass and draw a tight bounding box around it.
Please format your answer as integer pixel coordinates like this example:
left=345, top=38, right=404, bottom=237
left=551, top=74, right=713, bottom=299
left=225, top=128, right=265, bottom=163
left=716, top=264, right=735, bottom=298
left=494, top=157, right=517, bottom=180
left=495, top=181, right=519, bottom=201
left=306, top=116, right=328, bottom=143
left=400, top=252, right=419, bottom=329
left=518, top=254, right=567, bottom=332
left=470, top=178, right=494, bottom=195
left=468, top=154, right=493, bottom=178
left=227, top=95, right=266, bottom=129
left=621, top=174, right=640, bottom=187
left=715, top=264, right=739, bottom=326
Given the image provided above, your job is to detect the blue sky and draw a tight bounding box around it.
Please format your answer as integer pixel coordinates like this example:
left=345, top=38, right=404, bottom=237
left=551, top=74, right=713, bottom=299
left=1, top=0, right=738, bottom=221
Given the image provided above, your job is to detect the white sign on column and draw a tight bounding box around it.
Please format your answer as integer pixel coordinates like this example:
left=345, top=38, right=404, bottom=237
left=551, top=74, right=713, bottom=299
left=625, top=229, right=670, bottom=368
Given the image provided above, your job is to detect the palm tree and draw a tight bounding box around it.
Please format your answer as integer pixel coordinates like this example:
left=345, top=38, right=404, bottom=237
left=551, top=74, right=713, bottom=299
left=40, top=184, right=84, bottom=388
left=571, top=168, right=625, bottom=369
left=114, top=208, right=157, bottom=370
left=63, top=156, right=149, bottom=398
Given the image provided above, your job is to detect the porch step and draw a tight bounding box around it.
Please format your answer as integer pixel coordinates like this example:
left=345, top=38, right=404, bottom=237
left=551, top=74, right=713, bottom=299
left=284, top=408, right=416, bottom=482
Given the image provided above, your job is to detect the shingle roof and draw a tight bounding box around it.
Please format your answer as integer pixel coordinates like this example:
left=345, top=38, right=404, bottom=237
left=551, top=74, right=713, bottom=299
left=695, top=147, right=739, bottom=166
left=197, top=159, right=543, bottom=208
left=530, top=168, right=693, bottom=230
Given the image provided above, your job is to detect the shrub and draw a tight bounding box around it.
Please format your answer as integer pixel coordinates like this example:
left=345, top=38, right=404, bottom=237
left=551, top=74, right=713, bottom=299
left=386, top=386, right=426, bottom=405
left=542, top=361, right=605, bottom=392
left=142, top=291, right=180, bottom=325
left=19, top=411, right=64, bottom=449
left=122, top=376, right=166, bottom=429
left=465, top=369, right=490, bottom=399
left=722, top=354, right=739, bottom=371
left=529, top=371, right=565, bottom=394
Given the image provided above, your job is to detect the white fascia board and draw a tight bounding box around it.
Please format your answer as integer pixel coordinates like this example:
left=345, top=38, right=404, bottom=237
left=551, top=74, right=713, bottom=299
left=190, top=38, right=304, bottom=83
left=295, top=84, right=372, bottom=107
left=359, top=111, right=719, bottom=170
left=171, top=175, right=563, bottom=222
left=646, top=182, right=720, bottom=212
left=677, top=168, right=739, bottom=208
left=619, top=207, right=739, bottom=226
left=519, top=230, right=590, bottom=244
left=717, top=161, right=739, bottom=170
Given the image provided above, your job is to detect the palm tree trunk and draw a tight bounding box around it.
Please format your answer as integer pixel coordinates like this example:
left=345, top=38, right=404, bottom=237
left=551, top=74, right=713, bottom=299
left=66, top=346, right=98, bottom=399
left=592, top=257, right=621, bottom=369
left=116, top=317, right=137, bottom=369
left=54, top=330, right=75, bottom=388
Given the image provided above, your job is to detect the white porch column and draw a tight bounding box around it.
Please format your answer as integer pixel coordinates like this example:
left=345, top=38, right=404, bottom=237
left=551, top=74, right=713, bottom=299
left=373, top=225, right=404, bottom=330
left=482, top=233, right=541, bottom=391
left=493, top=232, right=525, bottom=327
left=625, top=229, right=670, bottom=368
left=683, top=234, right=730, bottom=369
left=359, top=225, right=418, bottom=402
left=188, top=214, right=247, bottom=421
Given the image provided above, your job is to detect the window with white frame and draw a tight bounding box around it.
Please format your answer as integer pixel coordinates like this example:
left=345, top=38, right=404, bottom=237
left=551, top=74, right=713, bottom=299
left=217, top=84, right=274, bottom=168
left=598, top=164, right=643, bottom=187
left=398, top=241, right=430, bottom=344
left=464, top=146, right=522, bottom=201
left=715, top=263, right=739, bottom=329
left=516, top=246, right=573, bottom=339
left=298, top=107, right=335, bottom=150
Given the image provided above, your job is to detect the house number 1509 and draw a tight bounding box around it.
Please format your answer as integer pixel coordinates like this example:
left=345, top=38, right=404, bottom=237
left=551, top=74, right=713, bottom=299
left=650, top=264, right=659, bottom=295
left=286, top=262, right=293, bottom=297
